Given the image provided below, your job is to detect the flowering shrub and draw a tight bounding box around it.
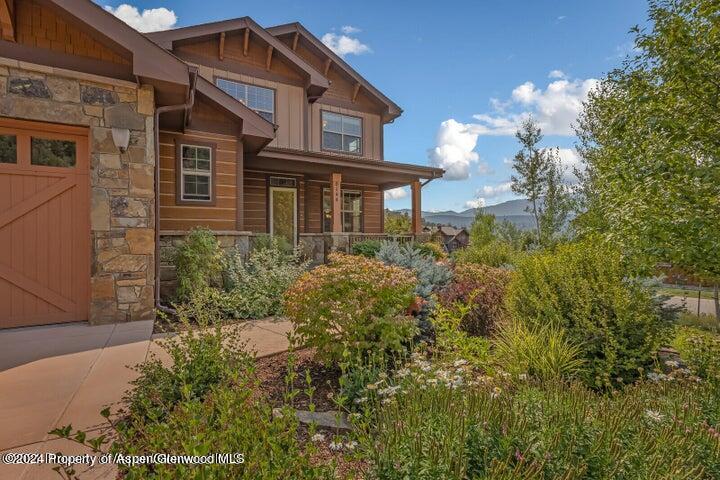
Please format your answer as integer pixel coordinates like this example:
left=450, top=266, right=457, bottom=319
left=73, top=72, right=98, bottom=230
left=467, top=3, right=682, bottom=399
left=506, top=239, right=668, bottom=389
left=353, top=358, right=720, bottom=479
left=438, top=263, right=511, bottom=337
left=284, top=253, right=418, bottom=363
left=673, top=326, right=720, bottom=383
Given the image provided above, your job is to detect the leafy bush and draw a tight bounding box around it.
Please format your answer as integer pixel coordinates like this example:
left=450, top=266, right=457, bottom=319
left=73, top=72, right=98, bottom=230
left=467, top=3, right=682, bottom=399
left=52, top=300, right=333, bottom=479
left=251, top=233, right=294, bottom=254
left=173, top=228, right=224, bottom=302
left=127, top=298, right=252, bottom=423
left=673, top=326, right=720, bottom=383
left=454, top=240, right=518, bottom=268
left=506, top=240, right=668, bottom=389
left=354, top=364, right=720, bottom=480
left=415, top=241, right=446, bottom=260
left=432, top=302, right=492, bottom=367
left=492, top=321, right=585, bottom=381
left=438, top=263, right=511, bottom=336
left=221, top=237, right=309, bottom=318
left=351, top=239, right=382, bottom=258
left=284, top=253, right=418, bottom=363
left=677, top=311, right=720, bottom=334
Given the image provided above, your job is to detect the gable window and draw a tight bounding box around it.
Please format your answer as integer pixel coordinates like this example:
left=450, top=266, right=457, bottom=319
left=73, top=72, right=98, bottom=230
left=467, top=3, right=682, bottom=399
left=322, top=112, right=362, bottom=155
left=180, top=144, right=212, bottom=202
left=216, top=78, right=274, bottom=123
left=322, top=188, right=362, bottom=232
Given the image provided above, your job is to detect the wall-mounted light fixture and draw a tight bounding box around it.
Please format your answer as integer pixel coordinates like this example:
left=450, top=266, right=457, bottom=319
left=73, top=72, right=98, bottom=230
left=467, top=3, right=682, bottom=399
left=111, top=127, right=130, bottom=153
left=105, top=103, right=145, bottom=154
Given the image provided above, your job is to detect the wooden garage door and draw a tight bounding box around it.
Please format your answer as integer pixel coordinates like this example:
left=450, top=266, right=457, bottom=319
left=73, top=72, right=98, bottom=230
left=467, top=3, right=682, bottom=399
left=0, top=119, right=90, bottom=328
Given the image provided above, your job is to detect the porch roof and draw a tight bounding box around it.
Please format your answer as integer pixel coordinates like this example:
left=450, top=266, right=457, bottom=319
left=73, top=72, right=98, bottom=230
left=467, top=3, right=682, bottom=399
left=248, top=147, right=444, bottom=189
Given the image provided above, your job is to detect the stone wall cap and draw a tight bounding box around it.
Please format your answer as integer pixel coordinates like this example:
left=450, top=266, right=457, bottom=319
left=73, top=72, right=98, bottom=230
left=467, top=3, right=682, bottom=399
left=160, top=230, right=253, bottom=236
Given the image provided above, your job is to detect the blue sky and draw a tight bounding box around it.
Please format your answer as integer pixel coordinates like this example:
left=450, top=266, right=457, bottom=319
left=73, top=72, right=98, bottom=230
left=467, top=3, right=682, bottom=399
left=104, top=0, right=649, bottom=211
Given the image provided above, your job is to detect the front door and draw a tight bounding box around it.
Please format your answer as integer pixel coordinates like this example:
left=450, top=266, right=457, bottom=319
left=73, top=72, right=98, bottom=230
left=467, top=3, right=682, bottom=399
left=269, top=187, right=297, bottom=246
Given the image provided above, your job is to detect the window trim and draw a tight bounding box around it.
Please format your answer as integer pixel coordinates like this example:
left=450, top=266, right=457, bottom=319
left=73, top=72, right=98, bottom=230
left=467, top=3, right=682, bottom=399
left=320, top=110, right=363, bottom=156
left=214, top=76, right=276, bottom=124
left=175, top=140, right=217, bottom=206
left=322, top=187, right=364, bottom=233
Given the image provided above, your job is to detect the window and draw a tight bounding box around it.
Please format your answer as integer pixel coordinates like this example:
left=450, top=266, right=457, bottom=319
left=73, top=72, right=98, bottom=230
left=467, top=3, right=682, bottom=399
left=322, top=189, right=362, bottom=232
left=0, top=135, right=17, bottom=164
left=31, top=137, right=76, bottom=167
left=216, top=78, right=274, bottom=123
left=322, top=112, right=362, bottom=155
left=180, top=144, right=212, bottom=201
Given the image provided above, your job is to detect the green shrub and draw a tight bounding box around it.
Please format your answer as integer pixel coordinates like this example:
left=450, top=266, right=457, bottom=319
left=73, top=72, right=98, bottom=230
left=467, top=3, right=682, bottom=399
left=432, top=302, right=492, bottom=367
left=677, top=311, right=720, bottom=333
left=173, top=228, right=225, bottom=302
left=251, top=233, right=294, bottom=254
left=284, top=253, right=418, bottom=363
left=221, top=237, right=308, bottom=319
left=52, top=303, right=333, bottom=479
left=355, top=365, right=720, bottom=480
left=127, top=298, right=252, bottom=423
left=492, top=321, right=585, bottom=381
left=351, top=239, right=382, bottom=258
left=415, top=241, right=446, bottom=260
left=506, top=239, right=668, bottom=389
left=673, top=326, right=720, bottom=382
left=438, top=263, right=511, bottom=337
left=454, top=240, right=518, bottom=267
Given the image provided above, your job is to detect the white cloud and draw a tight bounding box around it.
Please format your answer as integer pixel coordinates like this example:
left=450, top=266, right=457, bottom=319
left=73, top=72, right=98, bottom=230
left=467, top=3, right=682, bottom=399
left=479, top=181, right=513, bottom=198
left=468, top=76, right=599, bottom=136
left=465, top=198, right=486, bottom=209
left=554, top=147, right=584, bottom=183
left=384, top=187, right=408, bottom=200
left=321, top=32, right=371, bottom=57
left=104, top=4, right=177, bottom=32
left=548, top=69, right=566, bottom=79
left=341, top=25, right=361, bottom=34
left=477, top=162, right=494, bottom=175
left=427, top=119, right=480, bottom=181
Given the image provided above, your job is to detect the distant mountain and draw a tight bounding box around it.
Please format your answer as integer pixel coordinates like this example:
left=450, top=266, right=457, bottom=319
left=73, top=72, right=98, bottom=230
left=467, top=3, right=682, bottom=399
left=394, top=198, right=536, bottom=229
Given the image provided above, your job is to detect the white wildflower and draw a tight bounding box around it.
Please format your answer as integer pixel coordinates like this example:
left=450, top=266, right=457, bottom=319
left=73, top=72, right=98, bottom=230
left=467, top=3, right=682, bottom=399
left=353, top=396, right=368, bottom=404
left=311, top=433, right=326, bottom=442
left=664, top=360, right=680, bottom=368
left=396, top=368, right=411, bottom=378
left=518, top=373, right=528, bottom=381
left=645, top=409, right=664, bottom=422
left=345, top=440, right=358, bottom=451
left=453, top=359, right=468, bottom=367
left=329, top=440, right=344, bottom=451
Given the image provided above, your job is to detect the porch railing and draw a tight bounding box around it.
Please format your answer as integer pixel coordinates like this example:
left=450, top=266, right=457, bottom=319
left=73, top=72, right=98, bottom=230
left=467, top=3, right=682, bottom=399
left=347, top=233, right=415, bottom=249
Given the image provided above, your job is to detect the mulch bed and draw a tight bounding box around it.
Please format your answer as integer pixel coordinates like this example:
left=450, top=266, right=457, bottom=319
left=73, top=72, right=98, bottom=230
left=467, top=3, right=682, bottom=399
left=255, top=348, right=369, bottom=479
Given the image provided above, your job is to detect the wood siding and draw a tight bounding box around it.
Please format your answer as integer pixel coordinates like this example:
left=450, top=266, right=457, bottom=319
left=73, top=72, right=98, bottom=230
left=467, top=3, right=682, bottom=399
left=15, top=0, right=131, bottom=66
left=159, top=129, right=239, bottom=231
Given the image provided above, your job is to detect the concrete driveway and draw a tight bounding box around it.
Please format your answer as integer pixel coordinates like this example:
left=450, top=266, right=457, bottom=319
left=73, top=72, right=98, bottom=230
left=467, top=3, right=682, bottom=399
left=0, top=318, right=291, bottom=479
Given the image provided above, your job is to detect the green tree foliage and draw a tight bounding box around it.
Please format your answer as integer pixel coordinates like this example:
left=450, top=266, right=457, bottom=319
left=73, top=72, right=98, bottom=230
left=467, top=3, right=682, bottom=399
left=384, top=210, right=412, bottom=234
left=511, top=118, right=572, bottom=245
left=575, top=0, right=720, bottom=277
left=468, top=209, right=496, bottom=246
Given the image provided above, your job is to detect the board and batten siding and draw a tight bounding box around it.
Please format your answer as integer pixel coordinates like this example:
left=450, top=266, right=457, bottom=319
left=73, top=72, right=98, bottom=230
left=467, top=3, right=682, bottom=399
left=159, top=130, right=239, bottom=231
left=309, top=103, right=383, bottom=161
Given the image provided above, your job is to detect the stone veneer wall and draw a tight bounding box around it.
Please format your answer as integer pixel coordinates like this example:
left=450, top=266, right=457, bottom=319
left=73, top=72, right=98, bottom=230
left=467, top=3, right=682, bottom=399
left=0, top=58, right=156, bottom=323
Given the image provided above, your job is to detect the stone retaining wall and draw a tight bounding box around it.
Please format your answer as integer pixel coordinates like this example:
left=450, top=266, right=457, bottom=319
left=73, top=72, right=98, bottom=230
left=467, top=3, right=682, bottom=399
left=0, top=58, right=156, bottom=323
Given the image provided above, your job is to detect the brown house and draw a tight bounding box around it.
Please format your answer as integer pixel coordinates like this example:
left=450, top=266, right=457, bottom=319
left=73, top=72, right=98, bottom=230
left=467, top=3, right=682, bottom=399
left=431, top=225, right=470, bottom=252
left=0, top=0, right=443, bottom=329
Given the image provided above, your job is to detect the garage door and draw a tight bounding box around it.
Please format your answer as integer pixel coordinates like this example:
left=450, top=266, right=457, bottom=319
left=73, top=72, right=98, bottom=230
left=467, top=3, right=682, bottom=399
left=0, top=119, right=90, bottom=329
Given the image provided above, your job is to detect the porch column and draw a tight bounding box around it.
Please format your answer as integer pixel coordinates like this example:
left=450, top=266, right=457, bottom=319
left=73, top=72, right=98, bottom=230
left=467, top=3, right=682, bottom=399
left=411, top=180, right=422, bottom=235
left=331, top=172, right=342, bottom=232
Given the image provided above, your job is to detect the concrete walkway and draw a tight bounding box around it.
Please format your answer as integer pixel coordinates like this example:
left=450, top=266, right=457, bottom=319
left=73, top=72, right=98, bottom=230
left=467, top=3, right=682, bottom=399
left=0, top=317, right=291, bottom=480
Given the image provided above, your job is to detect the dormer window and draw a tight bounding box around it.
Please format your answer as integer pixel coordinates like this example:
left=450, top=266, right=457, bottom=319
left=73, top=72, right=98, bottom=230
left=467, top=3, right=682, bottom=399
left=216, top=78, right=275, bottom=123
left=322, top=111, right=362, bottom=155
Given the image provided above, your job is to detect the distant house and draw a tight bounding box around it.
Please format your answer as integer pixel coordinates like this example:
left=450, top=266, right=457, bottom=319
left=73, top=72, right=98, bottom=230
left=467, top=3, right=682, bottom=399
left=431, top=226, right=470, bottom=252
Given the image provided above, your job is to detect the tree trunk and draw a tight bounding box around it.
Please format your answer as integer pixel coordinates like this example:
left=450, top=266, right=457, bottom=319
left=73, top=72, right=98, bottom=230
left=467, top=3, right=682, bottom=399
left=714, top=284, right=719, bottom=320
left=531, top=198, right=541, bottom=243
